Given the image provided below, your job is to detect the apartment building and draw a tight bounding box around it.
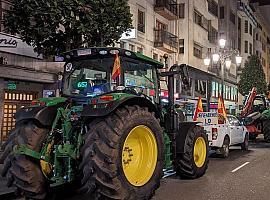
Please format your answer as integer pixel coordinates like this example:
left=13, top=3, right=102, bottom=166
left=250, top=1, right=270, bottom=83
left=0, top=0, right=63, bottom=145
left=253, top=12, right=270, bottom=83
left=238, top=0, right=270, bottom=83
left=121, top=0, right=234, bottom=113
left=237, top=0, right=256, bottom=70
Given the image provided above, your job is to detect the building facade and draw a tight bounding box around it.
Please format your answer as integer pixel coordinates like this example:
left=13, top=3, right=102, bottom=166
left=0, top=0, right=63, bottom=145
left=120, top=0, right=238, bottom=112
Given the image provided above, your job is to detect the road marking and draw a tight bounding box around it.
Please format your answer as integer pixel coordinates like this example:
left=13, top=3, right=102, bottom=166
left=231, top=162, right=250, bottom=173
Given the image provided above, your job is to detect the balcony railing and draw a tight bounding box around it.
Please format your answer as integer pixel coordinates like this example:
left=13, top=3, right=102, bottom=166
left=154, top=0, right=179, bottom=20
left=237, top=0, right=257, bottom=25
left=154, top=29, right=178, bottom=52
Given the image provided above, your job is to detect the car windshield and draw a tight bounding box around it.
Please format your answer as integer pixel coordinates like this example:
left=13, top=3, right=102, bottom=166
left=62, top=57, right=158, bottom=101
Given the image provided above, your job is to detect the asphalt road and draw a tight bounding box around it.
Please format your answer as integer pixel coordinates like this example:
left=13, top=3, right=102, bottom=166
left=153, top=137, right=270, bottom=200
left=65, top=137, right=270, bottom=200
left=5, top=137, right=270, bottom=200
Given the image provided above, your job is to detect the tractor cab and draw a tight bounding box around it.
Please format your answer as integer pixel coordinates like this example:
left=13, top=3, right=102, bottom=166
left=61, top=48, right=163, bottom=104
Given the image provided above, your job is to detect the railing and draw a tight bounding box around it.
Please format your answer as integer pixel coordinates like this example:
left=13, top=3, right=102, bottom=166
left=237, top=0, right=257, bottom=26
left=155, top=0, right=178, bottom=16
left=154, top=29, right=178, bottom=49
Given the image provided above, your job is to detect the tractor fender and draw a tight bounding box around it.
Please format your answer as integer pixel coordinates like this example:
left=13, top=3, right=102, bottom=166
left=175, top=121, right=201, bottom=154
left=15, top=105, right=59, bottom=126
left=81, top=96, right=159, bottom=118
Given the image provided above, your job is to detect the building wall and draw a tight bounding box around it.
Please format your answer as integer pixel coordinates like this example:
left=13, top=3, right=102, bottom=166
left=121, top=0, right=178, bottom=68
left=178, top=0, right=218, bottom=72
left=254, top=13, right=269, bottom=83
left=237, top=0, right=256, bottom=70
left=0, top=0, right=64, bottom=144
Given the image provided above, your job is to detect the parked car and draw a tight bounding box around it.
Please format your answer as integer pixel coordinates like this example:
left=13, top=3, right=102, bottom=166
left=203, top=114, right=249, bottom=158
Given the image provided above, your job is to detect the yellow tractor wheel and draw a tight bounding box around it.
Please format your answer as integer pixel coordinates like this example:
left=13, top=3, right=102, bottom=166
left=122, top=125, right=158, bottom=186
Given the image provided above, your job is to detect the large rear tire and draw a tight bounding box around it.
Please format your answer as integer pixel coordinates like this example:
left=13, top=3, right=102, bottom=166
left=79, top=105, right=164, bottom=200
left=175, top=125, right=209, bottom=179
left=263, top=120, right=270, bottom=143
left=0, top=121, right=48, bottom=199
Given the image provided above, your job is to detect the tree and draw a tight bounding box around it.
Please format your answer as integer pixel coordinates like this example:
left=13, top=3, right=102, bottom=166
left=238, top=55, right=267, bottom=95
left=3, top=0, right=133, bottom=57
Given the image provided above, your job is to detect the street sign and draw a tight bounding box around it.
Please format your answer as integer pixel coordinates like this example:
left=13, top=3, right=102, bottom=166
left=197, top=112, right=218, bottom=125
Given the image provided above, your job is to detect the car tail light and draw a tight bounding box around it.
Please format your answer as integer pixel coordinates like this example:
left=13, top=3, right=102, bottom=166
left=212, top=128, right=218, bottom=140
left=31, top=100, right=39, bottom=105
left=31, top=100, right=46, bottom=106
left=100, top=95, right=114, bottom=101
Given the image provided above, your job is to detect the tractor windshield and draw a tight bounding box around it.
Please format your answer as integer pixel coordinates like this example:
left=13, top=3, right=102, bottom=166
left=62, top=56, right=158, bottom=101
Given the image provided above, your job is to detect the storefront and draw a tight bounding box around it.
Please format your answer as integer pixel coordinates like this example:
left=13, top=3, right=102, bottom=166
left=0, top=32, right=60, bottom=146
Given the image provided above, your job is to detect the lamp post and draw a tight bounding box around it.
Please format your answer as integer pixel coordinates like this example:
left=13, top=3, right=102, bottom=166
left=204, top=38, right=242, bottom=98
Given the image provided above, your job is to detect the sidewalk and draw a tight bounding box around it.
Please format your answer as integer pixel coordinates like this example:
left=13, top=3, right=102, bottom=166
left=0, top=151, right=16, bottom=198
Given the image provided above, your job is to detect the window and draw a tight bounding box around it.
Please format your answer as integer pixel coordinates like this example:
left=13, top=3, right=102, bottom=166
left=129, top=44, right=135, bottom=52
left=179, top=3, right=185, bottom=18
left=124, top=65, right=158, bottom=102
left=238, top=37, right=241, bottom=53
left=179, top=39, right=184, bottom=53
left=256, top=33, right=259, bottom=40
left=120, top=41, right=126, bottom=49
left=219, top=6, right=224, bottom=19
left=249, top=43, right=252, bottom=54
left=238, top=17, right=241, bottom=31
left=245, top=20, right=248, bottom=33
left=195, top=79, right=207, bottom=97
left=208, top=26, right=218, bottom=44
left=194, top=10, right=209, bottom=30
left=137, top=10, right=145, bottom=33
left=156, top=20, right=167, bottom=30
left=194, top=10, right=202, bottom=26
left=137, top=47, right=143, bottom=53
left=230, top=10, right=235, bottom=24
left=249, top=23, right=252, bottom=36
left=193, top=43, right=203, bottom=59
left=212, top=82, right=216, bottom=97
left=232, top=39, right=236, bottom=49
left=208, top=0, right=218, bottom=17
left=244, top=41, right=248, bottom=53
left=153, top=53, right=158, bottom=61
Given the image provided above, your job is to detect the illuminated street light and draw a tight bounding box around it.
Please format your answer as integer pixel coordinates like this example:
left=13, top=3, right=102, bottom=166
left=219, top=39, right=226, bottom=49
left=235, top=54, right=243, bottom=66
left=203, top=38, right=242, bottom=98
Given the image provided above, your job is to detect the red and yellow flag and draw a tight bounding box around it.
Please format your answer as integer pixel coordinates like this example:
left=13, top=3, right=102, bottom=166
left=193, top=96, right=204, bottom=121
left=112, top=53, right=121, bottom=80
left=218, top=95, right=227, bottom=119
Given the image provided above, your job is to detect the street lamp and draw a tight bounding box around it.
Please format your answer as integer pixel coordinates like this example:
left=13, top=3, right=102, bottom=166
left=204, top=38, right=242, bottom=98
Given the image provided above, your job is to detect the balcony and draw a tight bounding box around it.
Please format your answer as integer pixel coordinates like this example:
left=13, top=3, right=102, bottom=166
left=154, top=0, right=179, bottom=20
left=154, top=29, right=178, bottom=53
left=237, top=0, right=257, bottom=25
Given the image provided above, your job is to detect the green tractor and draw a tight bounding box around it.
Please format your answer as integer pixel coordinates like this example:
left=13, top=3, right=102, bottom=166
left=0, top=47, right=209, bottom=200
